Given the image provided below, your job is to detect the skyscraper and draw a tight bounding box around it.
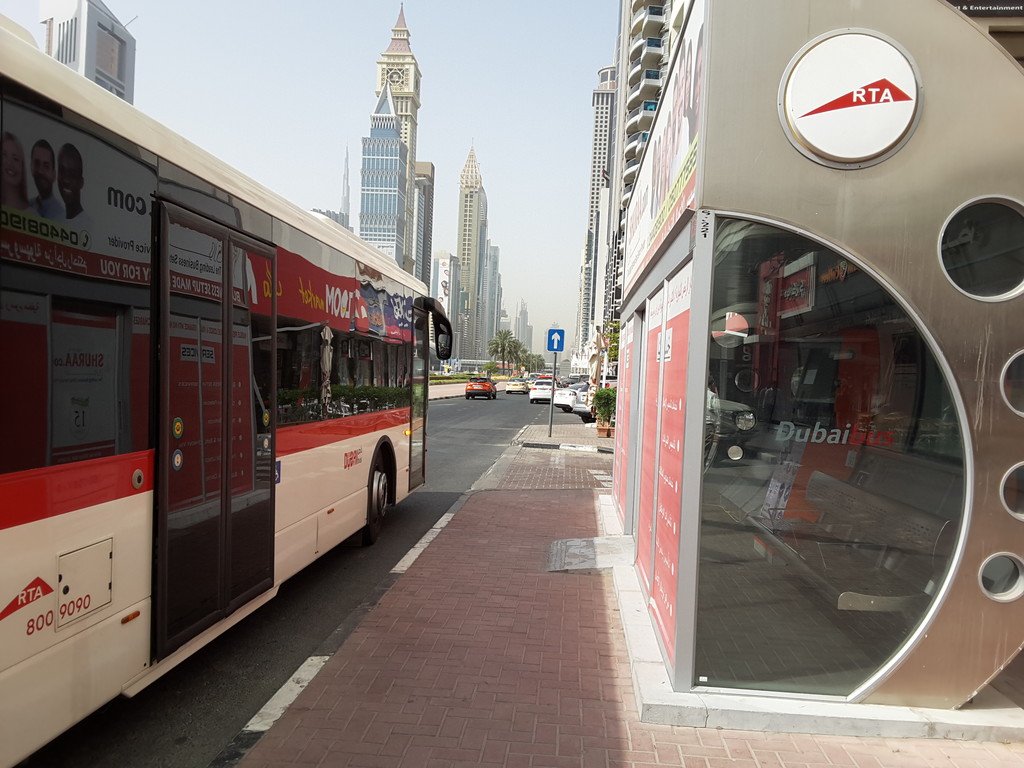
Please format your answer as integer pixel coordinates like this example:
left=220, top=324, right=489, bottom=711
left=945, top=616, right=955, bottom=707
left=456, top=147, right=488, bottom=360
left=431, top=251, right=459, bottom=323
left=358, top=84, right=408, bottom=265
left=340, top=147, right=351, bottom=231
left=413, top=161, right=435, bottom=286
left=312, top=149, right=352, bottom=232
left=575, top=65, right=617, bottom=352
left=480, top=241, right=501, bottom=348
left=376, top=6, right=421, bottom=276
left=606, top=1, right=678, bottom=323
left=39, top=0, right=136, bottom=103
left=514, top=300, right=533, bottom=353
left=430, top=250, right=460, bottom=358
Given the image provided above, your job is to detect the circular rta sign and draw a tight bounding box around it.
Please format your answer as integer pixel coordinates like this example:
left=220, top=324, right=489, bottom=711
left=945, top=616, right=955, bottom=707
left=780, top=31, right=920, bottom=168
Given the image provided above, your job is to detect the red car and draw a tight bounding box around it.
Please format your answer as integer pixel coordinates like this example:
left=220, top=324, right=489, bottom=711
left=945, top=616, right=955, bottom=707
left=465, top=376, right=497, bottom=400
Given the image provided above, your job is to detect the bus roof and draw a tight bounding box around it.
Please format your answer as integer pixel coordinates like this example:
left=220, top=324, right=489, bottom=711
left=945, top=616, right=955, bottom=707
left=0, top=15, right=427, bottom=296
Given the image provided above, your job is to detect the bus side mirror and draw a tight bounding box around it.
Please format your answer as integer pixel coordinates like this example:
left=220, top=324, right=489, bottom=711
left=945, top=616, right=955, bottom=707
left=434, top=318, right=453, bottom=360
left=414, top=296, right=454, bottom=360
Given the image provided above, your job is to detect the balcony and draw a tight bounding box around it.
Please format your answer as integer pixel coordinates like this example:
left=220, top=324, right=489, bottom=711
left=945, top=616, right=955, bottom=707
left=626, top=71, right=662, bottom=111
left=627, top=59, right=647, bottom=87
left=622, top=182, right=635, bottom=206
left=630, top=5, right=665, bottom=37
left=623, top=131, right=649, bottom=161
left=628, top=35, right=664, bottom=68
left=625, top=100, right=658, bottom=134
left=622, top=157, right=641, bottom=185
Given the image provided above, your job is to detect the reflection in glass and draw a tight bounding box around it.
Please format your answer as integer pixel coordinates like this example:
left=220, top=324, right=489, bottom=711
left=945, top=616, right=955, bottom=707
left=275, top=322, right=411, bottom=424
left=980, top=555, right=1022, bottom=599
left=1002, top=465, right=1024, bottom=519
left=1003, top=353, right=1024, bottom=414
left=734, top=368, right=759, bottom=393
left=711, top=310, right=749, bottom=348
left=940, top=201, right=1024, bottom=298
left=696, top=219, right=964, bottom=696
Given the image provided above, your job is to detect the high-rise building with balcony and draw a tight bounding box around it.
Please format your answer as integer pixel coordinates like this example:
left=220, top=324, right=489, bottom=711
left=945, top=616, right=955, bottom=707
left=606, top=1, right=686, bottom=324
left=39, top=0, right=135, bottom=103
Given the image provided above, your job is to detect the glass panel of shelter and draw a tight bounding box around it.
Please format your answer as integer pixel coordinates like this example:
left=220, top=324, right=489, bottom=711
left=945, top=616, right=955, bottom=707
left=695, top=218, right=965, bottom=696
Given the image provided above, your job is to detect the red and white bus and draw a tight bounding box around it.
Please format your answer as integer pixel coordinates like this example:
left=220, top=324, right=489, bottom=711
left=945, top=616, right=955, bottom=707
left=0, top=17, right=452, bottom=766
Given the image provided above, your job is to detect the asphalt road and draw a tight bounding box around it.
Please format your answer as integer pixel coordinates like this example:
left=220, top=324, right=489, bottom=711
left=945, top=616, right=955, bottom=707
left=17, top=391, right=557, bottom=768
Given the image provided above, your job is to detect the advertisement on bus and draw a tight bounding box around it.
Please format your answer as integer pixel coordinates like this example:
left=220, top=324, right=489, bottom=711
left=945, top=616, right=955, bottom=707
left=266, top=247, right=413, bottom=343
left=0, top=104, right=414, bottom=345
left=0, top=102, right=156, bottom=284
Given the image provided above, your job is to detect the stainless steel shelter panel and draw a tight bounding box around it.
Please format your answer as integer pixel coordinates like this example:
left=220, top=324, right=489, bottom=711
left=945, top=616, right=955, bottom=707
left=695, top=0, right=1024, bottom=707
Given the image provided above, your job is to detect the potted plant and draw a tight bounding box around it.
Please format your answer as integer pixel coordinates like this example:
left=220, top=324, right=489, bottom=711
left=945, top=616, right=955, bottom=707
left=593, top=386, right=617, bottom=438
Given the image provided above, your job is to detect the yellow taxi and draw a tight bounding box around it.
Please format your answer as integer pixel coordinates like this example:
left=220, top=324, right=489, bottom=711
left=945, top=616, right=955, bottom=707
left=505, top=377, right=529, bottom=394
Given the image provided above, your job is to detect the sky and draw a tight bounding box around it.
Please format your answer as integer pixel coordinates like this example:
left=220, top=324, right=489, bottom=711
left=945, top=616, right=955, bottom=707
left=0, top=0, right=620, bottom=352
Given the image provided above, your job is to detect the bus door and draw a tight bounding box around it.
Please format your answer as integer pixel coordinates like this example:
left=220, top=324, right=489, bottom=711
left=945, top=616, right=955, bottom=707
left=409, top=306, right=430, bottom=488
left=155, top=202, right=276, bottom=658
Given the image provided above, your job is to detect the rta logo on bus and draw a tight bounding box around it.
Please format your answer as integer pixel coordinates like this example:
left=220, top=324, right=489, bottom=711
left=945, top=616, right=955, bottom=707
left=780, top=32, right=920, bottom=168
left=0, top=576, right=53, bottom=623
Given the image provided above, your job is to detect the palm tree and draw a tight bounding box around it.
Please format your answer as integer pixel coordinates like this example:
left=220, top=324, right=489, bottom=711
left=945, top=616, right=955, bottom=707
left=487, top=329, right=514, bottom=375
left=506, top=339, right=526, bottom=375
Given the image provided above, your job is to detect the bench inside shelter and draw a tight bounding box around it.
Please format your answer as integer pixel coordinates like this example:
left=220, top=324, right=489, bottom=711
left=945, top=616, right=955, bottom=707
left=719, top=447, right=963, bottom=612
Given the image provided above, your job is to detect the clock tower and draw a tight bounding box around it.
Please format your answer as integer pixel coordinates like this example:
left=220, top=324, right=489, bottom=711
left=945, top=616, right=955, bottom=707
left=376, top=6, right=421, bottom=275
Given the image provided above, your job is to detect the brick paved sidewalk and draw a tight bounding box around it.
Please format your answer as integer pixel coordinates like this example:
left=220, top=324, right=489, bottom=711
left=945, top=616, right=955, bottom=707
left=236, top=447, right=1024, bottom=768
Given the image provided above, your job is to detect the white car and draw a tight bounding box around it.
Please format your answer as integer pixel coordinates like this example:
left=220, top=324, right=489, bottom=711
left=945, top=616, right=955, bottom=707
left=553, top=382, right=588, bottom=413
left=705, top=389, right=758, bottom=467
left=528, top=377, right=556, bottom=404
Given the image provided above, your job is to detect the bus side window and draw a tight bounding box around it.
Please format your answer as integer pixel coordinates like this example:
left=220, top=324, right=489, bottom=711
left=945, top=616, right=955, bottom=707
left=0, top=292, right=149, bottom=474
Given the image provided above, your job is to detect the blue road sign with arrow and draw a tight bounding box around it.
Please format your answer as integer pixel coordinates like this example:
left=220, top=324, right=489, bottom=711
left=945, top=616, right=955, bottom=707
left=546, top=328, right=565, bottom=353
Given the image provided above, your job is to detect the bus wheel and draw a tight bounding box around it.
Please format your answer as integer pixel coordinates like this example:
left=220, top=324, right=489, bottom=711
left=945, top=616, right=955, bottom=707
left=362, top=453, right=389, bottom=546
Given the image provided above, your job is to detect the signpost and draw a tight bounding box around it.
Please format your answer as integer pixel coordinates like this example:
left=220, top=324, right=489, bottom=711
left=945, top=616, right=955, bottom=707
left=546, top=328, right=564, bottom=437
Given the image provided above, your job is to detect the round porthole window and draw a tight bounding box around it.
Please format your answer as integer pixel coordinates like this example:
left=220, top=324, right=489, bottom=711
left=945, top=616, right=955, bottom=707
left=711, top=311, right=749, bottom=349
left=1001, top=464, right=1024, bottom=521
left=979, top=553, right=1024, bottom=602
left=1002, top=353, right=1024, bottom=415
left=940, top=200, right=1024, bottom=299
